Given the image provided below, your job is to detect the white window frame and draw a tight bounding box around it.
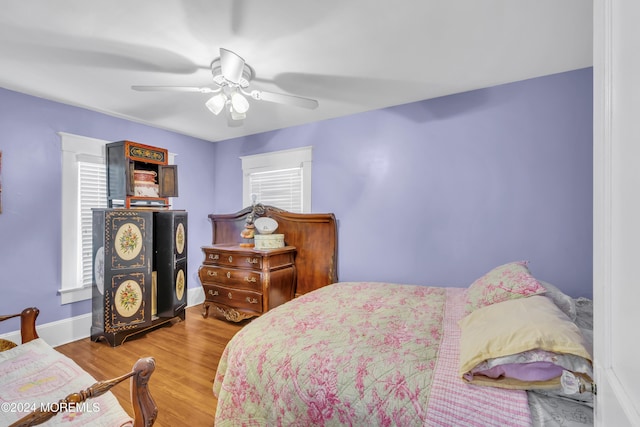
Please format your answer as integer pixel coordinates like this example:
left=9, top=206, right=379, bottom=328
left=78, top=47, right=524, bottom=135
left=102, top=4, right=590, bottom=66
left=60, top=134, right=177, bottom=304
left=59, top=132, right=108, bottom=304
left=241, top=146, right=312, bottom=213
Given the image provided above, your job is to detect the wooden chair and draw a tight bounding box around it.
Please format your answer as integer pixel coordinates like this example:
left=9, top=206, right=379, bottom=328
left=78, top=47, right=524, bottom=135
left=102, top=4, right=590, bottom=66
left=0, top=308, right=158, bottom=426
left=0, top=307, right=39, bottom=349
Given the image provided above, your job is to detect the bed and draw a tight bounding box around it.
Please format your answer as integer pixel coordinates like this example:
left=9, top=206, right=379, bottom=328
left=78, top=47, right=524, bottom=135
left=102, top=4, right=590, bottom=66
left=0, top=307, right=157, bottom=426
left=212, top=261, right=595, bottom=426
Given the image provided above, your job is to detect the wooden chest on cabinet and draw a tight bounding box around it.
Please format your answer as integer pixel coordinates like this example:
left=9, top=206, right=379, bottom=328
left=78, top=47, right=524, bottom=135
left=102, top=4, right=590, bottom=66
left=199, top=245, right=296, bottom=322
left=91, top=209, right=187, bottom=346
left=106, top=140, right=178, bottom=209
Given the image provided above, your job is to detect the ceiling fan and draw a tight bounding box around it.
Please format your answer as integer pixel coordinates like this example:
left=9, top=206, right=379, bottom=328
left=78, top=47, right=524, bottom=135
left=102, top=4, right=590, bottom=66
left=132, top=48, right=319, bottom=126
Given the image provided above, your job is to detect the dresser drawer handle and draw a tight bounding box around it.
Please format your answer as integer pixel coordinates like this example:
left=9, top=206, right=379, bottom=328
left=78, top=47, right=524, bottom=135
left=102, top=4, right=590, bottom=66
left=246, top=297, right=258, bottom=304
left=246, top=257, right=259, bottom=264
left=226, top=272, right=231, bottom=279
left=208, top=290, right=219, bottom=296
left=244, top=276, right=256, bottom=283
left=209, top=254, right=219, bottom=260
left=228, top=255, right=233, bottom=263
left=207, top=270, right=217, bottom=277
left=228, top=292, right=233, bottom=299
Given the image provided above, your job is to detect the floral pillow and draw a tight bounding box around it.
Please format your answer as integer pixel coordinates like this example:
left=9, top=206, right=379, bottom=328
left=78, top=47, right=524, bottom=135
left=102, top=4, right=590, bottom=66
left=466, top=261, right=546, bottom=313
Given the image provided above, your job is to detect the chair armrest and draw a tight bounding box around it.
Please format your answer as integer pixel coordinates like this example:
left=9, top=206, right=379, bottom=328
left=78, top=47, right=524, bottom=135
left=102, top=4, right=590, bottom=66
left=0, top=307, right=39, bottom=344
left=9, top=357, right=157, bottom=427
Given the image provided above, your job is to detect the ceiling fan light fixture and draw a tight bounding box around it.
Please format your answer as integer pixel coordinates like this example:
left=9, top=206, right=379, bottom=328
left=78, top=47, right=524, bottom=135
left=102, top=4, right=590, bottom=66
left=230, top=91, right=250, bottom=114
left=132, top=48, right=318, bottom=127
left=230, top=108, right=246, bottom=121
left=205, top=93, right=227, bottom=115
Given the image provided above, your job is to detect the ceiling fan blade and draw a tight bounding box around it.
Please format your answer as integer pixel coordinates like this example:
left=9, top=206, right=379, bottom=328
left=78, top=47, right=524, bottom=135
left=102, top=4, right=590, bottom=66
left=131, top=85, right=219, bottom=93
left=219, top=48, right=245, bottom=83
left=254, top=72, right=428, bottom=104
left=0, top=22, right=203, bottom=75
left=250, top=90, right=319, bottom=109
left=230, top=0, right=248, bottom=35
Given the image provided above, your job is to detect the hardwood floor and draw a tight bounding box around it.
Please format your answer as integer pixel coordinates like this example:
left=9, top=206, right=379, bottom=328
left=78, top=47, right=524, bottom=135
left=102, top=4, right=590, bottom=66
left=55, top=305, right=245, bottom=426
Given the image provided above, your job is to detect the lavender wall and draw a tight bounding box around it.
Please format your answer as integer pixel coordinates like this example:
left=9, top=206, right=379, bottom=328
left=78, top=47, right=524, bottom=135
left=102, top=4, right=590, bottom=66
left=0, top=87, right=216, bottom=332
left=211, top=68, right=593, bottom=298
left=0, top=68, right=592, bottom=334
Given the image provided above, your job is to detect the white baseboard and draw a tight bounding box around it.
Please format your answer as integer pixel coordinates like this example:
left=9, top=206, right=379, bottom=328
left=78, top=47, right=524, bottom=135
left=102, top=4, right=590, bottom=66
left=1, top=287, right=206, bottom=348
left=189, top=285, right=205, bottom=306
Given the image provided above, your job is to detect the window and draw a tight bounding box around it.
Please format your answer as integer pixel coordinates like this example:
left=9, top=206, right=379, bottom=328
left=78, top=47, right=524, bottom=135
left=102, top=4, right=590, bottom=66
left=78, top=161, right=107, bottom=287
left=60, top=133, right=108, bottom=304
left=241, top=146, right=312, bottom=213
left=60, top=134, right=177, bottom=304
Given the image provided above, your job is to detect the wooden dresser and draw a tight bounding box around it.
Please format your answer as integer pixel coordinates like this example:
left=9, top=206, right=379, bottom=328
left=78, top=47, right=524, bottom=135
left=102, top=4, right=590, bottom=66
left=199, top=244, right=296, bottom=322
left=199, top=205, right=338, bottom=322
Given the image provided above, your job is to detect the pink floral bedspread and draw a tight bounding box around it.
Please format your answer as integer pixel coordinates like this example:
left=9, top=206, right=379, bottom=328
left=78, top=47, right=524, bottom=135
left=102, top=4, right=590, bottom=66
left=213, top=282, right=532, bottom=426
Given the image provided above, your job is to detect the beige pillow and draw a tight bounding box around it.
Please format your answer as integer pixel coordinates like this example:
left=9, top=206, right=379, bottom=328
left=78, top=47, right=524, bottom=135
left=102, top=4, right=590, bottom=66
left=458, top=295, right=591, bottom=389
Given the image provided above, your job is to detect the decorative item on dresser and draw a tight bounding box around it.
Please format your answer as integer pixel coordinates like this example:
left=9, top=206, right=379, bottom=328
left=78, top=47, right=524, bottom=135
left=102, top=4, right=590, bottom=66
left=91, top=209, right=188, bottom=346
left=199, top=205, right=338, bottom=322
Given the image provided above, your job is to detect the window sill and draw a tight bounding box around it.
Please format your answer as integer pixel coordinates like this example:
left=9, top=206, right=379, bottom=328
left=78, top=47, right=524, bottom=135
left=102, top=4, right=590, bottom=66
left=58, top=285, right=92, bottom=305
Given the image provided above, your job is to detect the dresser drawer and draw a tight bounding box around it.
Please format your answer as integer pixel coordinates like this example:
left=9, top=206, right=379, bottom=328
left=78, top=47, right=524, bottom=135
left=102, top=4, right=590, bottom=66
left=200, top=244, right=297, bottom=322
left=202, top=284, right=263, bottom=313
left=198, top=265, right=262, bottom=291
left=202, top=247, right=262, bottom=268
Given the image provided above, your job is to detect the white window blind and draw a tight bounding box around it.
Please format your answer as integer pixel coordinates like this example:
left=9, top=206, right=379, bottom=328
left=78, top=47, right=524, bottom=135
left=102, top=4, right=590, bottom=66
left=60, top=132, right=109, bottom=304
left=249, top=167, right=302, bottom=213
left=241, top=146, right=312, bottom=213
left=78, top=161, right=107, bottom=287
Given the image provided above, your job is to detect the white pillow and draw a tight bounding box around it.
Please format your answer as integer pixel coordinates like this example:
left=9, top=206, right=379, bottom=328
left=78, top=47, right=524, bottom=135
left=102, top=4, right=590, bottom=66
left=539, top=280, right=577, bottom=321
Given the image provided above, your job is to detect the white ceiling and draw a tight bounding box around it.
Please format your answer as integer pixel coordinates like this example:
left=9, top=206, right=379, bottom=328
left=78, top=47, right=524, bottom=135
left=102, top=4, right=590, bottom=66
left=0, top=0, right=592, bottom=142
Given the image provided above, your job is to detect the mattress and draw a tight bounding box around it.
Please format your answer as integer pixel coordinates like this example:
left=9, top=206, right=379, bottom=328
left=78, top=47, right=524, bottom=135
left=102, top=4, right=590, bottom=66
left=213, top=282, right=534, bottom=426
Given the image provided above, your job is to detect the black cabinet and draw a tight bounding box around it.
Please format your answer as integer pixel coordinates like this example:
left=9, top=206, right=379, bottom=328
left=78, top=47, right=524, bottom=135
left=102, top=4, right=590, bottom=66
left=154, top=210, right=188, bottom=318
left=91, top=209, right=187, bottom=346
